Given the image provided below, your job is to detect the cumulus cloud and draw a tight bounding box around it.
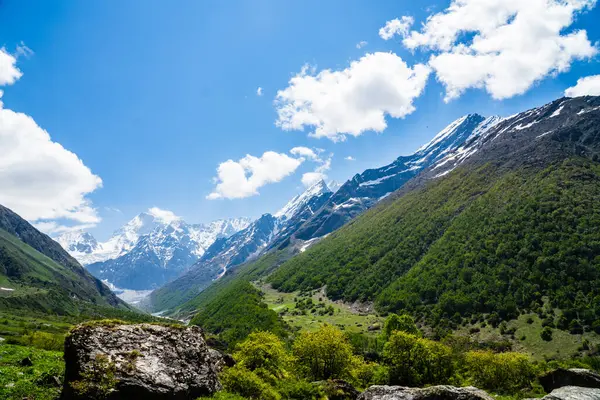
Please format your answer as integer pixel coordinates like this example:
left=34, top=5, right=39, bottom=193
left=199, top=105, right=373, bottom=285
left=345, top=156, right=355, bottom=161
left=0, top=45, right=103, bottom=229
left=301, top=155, right=332, bottom=187
left=256, top=87, right=263, bottom=96
left=0, top=48, right=22, bottom=86
left=275, top=52, right=431, bottom=141
left=207, top=151, right=303, bottom=199
left=356, top=41, right=368, bottom=49
left=379, top=17, right=414, bottom=40
left=399, top=0, right=598, bottom=101
left=290, top=146, right=320, bottom=160
left=147, top=207, right=180, bottom=224
left=565, top=75, right=600, bottom=97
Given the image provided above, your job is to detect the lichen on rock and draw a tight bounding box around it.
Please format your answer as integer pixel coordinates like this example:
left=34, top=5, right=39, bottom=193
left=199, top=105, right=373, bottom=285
left=61, top=323, right=222, bottom=400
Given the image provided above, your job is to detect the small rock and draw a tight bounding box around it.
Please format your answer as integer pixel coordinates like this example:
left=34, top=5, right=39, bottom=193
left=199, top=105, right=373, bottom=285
left=19, top=357, right=33, bottom=367
left=358, top=385, right=494, bottom=400
left=540, top=369, right=600, bottom=393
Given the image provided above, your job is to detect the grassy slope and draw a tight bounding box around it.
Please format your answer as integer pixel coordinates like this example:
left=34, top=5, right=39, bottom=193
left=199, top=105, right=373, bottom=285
left=269, top=159, right=600, bottom=326
left=0, top=227, right=154, bottom=326
left=189, top=279, right=288, bottom=347
left=0, top=344, right=64, bottom=400
left=258, top=283, right=384, bottom=335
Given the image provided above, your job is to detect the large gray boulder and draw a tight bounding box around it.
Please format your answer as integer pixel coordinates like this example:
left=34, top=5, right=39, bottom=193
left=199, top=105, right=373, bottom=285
left=540, top=369, right=600, bottom=393
left=61, top=322, right=222, bottom=400
left=536, top=386, right=600, bottom=400
left=358, top=385, right=494, bottom=400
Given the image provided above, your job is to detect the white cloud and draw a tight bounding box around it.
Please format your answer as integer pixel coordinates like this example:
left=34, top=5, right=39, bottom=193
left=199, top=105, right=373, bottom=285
left=0, top=48, right=22, bottom=86
left=34, top=221, right=96, bottom=235
left=379, top=17, right=414, bottom=40
left=208, top=151, right=303, bottom=199
left=400, top=0, right=598, bottom=101
left=565, top=75, right=600, bottom=96
left=356, top=41, right=368, bottom=49
left=301, top=155, right=332, bottom=187
left=275, top=52, right=431, bottom=141
left=257, top=87, right=263, bottom=96
left=301, top=172, right=327, bottom=187
left=345, top=156, right=356, bottom=161
left=0, top=45, right=103, bottom=228
left=147, top=207, right=180, bottom=224
left=290, top=146, right=320, bottom=160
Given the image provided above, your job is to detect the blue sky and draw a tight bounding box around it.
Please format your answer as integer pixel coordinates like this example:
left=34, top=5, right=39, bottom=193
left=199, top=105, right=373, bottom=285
left=0, top=0, right=599, bottom=240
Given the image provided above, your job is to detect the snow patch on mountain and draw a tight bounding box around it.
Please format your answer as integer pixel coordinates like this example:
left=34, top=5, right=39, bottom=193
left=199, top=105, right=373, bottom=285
left=275, top=180, right=331, bottom=221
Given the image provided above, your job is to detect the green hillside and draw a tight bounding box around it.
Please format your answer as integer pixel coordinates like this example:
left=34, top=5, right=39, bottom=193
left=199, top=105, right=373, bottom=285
left=269, top=158, right=600, bottom=329
left=0, top=227, right=130, bottom=316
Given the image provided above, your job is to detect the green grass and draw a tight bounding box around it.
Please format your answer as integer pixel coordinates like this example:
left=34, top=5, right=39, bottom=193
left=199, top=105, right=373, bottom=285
left=0, top=344, right=64, bottom=400
left=457, top=313, right=600, bottom=362
left=258, top=283, right=383, bottom=336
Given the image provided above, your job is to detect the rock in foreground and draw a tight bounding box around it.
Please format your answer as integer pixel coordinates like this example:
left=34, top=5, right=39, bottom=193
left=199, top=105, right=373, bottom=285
left=539, top=369, right=600, bottom=393
left=358, top=385, right=494, bottom=400
left=61, top=322, right=222, bottom=400
left=535, top=386, right=600, bottom=400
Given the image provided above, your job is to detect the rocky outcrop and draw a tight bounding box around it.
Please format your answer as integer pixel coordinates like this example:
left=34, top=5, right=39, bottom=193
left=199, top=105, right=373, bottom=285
left=533, top=386, right=600, bottom=400
left=61, top=322, right=221, bottom=400
left=358, top=385, right=494, bottom=400
left=540, top=369, right=600, bottom=393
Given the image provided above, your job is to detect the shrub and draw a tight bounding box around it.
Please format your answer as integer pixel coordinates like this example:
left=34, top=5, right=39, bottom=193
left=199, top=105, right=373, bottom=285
left=383, top=331, right=454, bottom=386
left=220, top=365, right=280, bottom=400
left=275, top=379, right=323, bottom=400
left=293, top=324, right=356, bottom=381
left=22, top=331, right=64, bottom=351
left=541, top=327, right=553, bottom=342
left=383, top=314, right=420, bottom=338
left=233, top=331, right=290, bottom=379
left=464, top=351, right=535, bottom=393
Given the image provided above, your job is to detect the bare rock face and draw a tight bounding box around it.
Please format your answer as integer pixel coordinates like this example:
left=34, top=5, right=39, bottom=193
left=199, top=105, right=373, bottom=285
left=540, top=369, right=600, bottom=393
left=535, top=386, right=600, bottom=400
left=358, top=385, right=495, bottom=400
left=61, top=322, right=222, bottom=400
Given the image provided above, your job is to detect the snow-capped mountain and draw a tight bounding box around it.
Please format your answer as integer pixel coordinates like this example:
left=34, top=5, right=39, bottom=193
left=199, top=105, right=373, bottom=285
left=423, top=96, right=600, bottom=180
left=293, top=114, right=502, bottom=240
left=148, top=180, right=334, bottom=312
left=55, top=230, right=99, bottom=256
left=57, top=210, right=251, bottom=290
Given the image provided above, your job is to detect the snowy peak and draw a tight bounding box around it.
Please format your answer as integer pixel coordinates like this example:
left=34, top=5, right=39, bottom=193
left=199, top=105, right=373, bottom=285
left=57, top=209, right=251, bottom=269
left=275, top=179, right=331, bottom=220
left=55, top=230, right=99, bottom=255
left=428, top=96, right=600, bottom=178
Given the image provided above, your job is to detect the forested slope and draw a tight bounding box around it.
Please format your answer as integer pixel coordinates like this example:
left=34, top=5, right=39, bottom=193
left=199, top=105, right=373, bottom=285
left=270, top=158, right=600, bottom=328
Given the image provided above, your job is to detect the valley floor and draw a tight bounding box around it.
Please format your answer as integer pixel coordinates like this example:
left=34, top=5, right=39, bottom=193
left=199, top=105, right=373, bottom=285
left=257, top=284, right=600, bottom=362
left=257, top=283, right=384, bottom=335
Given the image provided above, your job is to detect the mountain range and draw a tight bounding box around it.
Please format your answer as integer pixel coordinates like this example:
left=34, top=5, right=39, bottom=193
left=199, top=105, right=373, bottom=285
left=146, top=113, right=508, bottom=313
left=147, top=179, right=334, bottom=312
left=56, top=212, right=250, bottom=290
